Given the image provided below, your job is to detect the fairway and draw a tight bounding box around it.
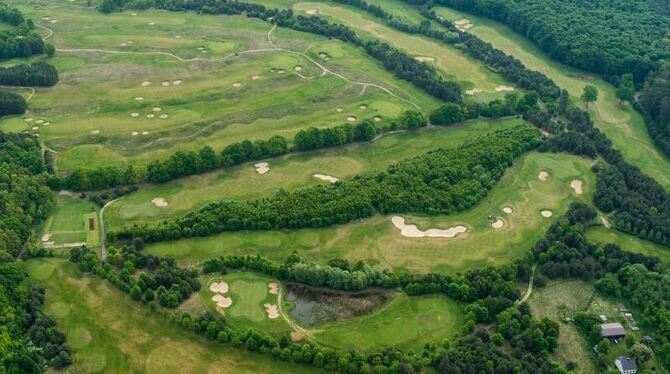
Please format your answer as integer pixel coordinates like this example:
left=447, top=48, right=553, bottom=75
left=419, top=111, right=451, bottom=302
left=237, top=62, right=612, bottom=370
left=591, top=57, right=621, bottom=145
left=24, top=258, right=323, bottom=374
left=433, top=6, right=670, bottom=190
left=143, top=151, right=595, bottom=273
left=309, top=294, right=463, bottom=352
left=586, top=226, right=670, bottom=263
left=39, top=194, right=99, bottom=248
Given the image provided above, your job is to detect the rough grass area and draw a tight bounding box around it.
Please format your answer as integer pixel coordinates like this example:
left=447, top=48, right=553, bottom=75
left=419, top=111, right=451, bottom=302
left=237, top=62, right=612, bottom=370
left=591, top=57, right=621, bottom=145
left=586, top=226, right=670, bottom=263
left=143, top=151, right=595, bottom=274
left=39, top=194, right=99, bottom=247
left=24, top=258, right=324, bottom=374
left=433, top=6, right=670, bottom=190
left=310, top=294, right=463, bottom=352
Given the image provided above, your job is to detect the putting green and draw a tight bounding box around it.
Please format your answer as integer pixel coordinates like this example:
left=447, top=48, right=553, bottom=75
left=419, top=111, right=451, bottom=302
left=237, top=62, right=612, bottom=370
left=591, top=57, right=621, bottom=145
left=39, top=194, right=99, bottom=247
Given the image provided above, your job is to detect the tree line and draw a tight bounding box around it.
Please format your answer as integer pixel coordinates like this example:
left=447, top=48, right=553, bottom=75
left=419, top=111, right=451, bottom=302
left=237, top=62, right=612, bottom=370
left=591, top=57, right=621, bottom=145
left=639, top=63, right=670, bottom=157
left=111, top=125, right=540, bottom=243
left=0, top=132, right=71, bottom=372
left=0, top=62, right=59, bottom=87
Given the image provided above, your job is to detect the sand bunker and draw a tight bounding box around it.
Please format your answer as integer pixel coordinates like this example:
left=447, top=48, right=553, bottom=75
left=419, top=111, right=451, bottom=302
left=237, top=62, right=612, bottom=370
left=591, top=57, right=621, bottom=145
left=175, top=35, right=182, bottom=39
left=120, top=43, right=127, bottom=47
left=35, top=119, right=44, bottom=124
left=305, top=9, right=318, bottom=15
left=541, top=210, right=553, bottom=218
left=491, top=219, right=504, bottom=229
left=212, top=294, right=232, bottom=308
left=373, top=116, right=382, bottom=122
left=159, top=114, right=169, bottom=119
left=318, top=53, right=330, bottom=60
left=264, top=303, right=279, bottom=319
left=454, top=19, right=473, bottom=32
left=32, top=126, right=39, bottom=130
left=268, top=282, right=279, bottom=295
left=570, top=179, right=584, bottom=194
left=24, top=118, right=33, bottom=122
left=465, top=89, right=482, bottom=95
left=538, top=171, right=549, bottom=181
left=251, top=75, right=261, bottom=80
left=142, top=131, right=149, bottom=135
left=495, top=85, right=514, bottom=92
left=161, top=81, right=170, bottom=87
left=131, top=12, right=137, bottom=16
left=346, top=116, right=357, bottom=122
left=130, top=112, right=139, bottom=117
left=43, top=122, right=50, bottom=126
left=146, top=114, right=155, bottom=119
left=254, top=162, right=270, bottom=174
left=359, top=104, right=368, bottom=109
left=209, top=281, right=229, bottom=294
left=277, top=69, right=285, bottom=74
left=172, top=79, right=182, bottom=85
left=391, top=216, right=467, bottom=238
left=141, top=81, right=152, bottom=86
left=233, top=82, right=242, bottom=87
left=502, top=206, right=513, bottom=214
left=314, top=174, right=339, bottom=183
left=294, top=65, right=303, bottom=71
left=336, top=108, right=343, bottom=112
left=290, top=332, right=305, bottom=342
left=131, top=131, right=139, bottom=136
left=41, top=232, right=52, bottom=242
left=90, top=130, right=100, bottom=135
left=414, top=56, right=435, bottom=62
left=135, top=96, right=144, bottom=101
left=151, top=197, right=168, bottom=208
left=152, top=107, right=162, bottom=112
left=50, top=19, right=58, bottom=24
left=148, top=22, right=156, bottom=26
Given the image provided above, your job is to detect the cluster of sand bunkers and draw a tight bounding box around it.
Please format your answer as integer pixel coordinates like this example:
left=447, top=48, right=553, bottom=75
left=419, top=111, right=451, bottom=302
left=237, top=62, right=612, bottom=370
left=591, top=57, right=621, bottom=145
left=41, top=16, right=58, bottom=24
left=465, top=85, right=515, bottom=96
left=151, top=197, right=168, bottom=208
left=126, top=79, right=185, bottom=136
left=24, top=117, right=51, bottom=136
left=209, top=280, right=281, bottom=319
left=254, top=161, right=340, bottom=183
left=391, top=170, right=585, bottom=238
left=454, top=19, right=473, bottom=32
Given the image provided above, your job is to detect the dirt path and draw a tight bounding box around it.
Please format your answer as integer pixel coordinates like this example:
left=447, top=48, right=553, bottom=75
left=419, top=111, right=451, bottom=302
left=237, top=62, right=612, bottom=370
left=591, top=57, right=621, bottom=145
left=276, top=283, right=313, bottom=342
left=517, top=264, right=536, bottom=305
left=99, top=198, right=120, bottom=261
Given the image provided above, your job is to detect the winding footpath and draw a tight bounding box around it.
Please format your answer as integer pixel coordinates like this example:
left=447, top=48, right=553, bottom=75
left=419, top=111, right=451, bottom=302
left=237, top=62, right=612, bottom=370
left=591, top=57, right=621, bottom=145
left=517, top=264, right=536, bottom=305
left=99, top=198, right=120, bottom=261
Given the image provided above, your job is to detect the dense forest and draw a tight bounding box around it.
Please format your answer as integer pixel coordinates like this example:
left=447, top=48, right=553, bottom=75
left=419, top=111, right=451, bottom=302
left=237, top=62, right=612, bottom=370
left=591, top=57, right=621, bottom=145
left=434, top=0, right=670, bottom=84
left=112, top=125, right=541, bottom=242
left=0, top=133, right=71, bottom=372
left=0, top=62, right=59, bottom=87
left=639, top=63, right=670, bottom=157
left=0, top=4, right=54, bottom=60
left=0, top=91, right=27, bottom=116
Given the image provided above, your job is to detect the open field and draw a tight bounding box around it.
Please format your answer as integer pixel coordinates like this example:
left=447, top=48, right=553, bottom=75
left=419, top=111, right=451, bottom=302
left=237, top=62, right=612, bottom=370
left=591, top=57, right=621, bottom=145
left=2, top=1, right=439, bottom=173
left=586, top=226, right=670, bottom=263
left=433, top=6, right=670, bottom=190
left=143, top=151, right=595, bottom=273
left=39, top=194, right=99, bottom=247
left=106, top=117, right=522, bottom=229
left=24, top=258, right=324, bottom=373
left=309, top=294, right=463, bottom=352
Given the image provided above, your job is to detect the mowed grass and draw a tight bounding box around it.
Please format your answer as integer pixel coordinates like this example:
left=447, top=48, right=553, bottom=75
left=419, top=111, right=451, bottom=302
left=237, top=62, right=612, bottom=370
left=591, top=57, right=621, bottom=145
left=3, top=1, right=439, bottom=173
left=310, top=294, right=463, bottom=353
left=39, top=194, right=99, bottom=246
left=433, top=6, right=670, bottom=190
left=23, top=258, right=325, bottom=373
left=585, top=226, right=670, bottom=263
left=106, top=117, right=522, bottom=229
left=143, top=151, right=595, bottom=274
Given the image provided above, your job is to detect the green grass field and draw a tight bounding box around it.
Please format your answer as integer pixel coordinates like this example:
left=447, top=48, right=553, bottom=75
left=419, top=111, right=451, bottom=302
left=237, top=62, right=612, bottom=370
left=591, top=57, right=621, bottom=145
left=586, top=226, right=670, bottom=263
left=309, top=294, right=463, bottom=352
left=433, top=6, right=670, bottom=190
left=24, top=258, right=324, bottom=373
left=39, top=194, right=99, bottom=247
left=106, top=117, right=522, bottom=229
left=143, top=151, right=595, bottom=273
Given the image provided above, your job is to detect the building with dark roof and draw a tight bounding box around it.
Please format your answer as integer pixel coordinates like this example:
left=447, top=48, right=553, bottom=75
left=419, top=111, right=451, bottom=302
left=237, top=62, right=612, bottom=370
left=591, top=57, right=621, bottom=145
left=601, top=322, right=625, bottom=340
left=615, top=356, right=637, bottom=374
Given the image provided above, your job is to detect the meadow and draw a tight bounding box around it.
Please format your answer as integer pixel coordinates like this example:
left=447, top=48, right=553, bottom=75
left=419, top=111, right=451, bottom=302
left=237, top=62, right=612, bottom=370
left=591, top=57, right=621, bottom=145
left=24, top=258, right=324, bottom=373
left=143, top=151, right=595, bottom=273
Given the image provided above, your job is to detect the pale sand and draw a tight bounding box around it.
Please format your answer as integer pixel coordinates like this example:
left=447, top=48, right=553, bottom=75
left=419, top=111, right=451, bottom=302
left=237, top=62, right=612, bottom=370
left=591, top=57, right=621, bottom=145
left=130, top=112, right=139, bottom=117
left=212, top=294, right=232, bottom=308
left=318, top=53, right=328, bottom=58
left=492, top=219, right=504, bottom=229
left=24, top=118, right=33, bottom=122
left=50, top=19, right=58, bottom=24
left=32, top=126, right=39, bottom=130
left=305, top=9, right=318, bottom=15
left=141, top=81, right=152, bottom=86
left=35, top=119, right=44, bottom=124
left=264, top=303, right=279, bottom=319
left=152, top=107, right=162, bottom=112
left=538, top=171, right=549, bottom=181
left=148, top=22, right=156, bottom=26
left=209, top=281, right=229, bottom=294
left=373, top=116, right=382, bottom=122
left=314, top=174, right=339, bottom=183
left=120, top=43, right=127, bottom=47
left=142, top=131, right=149, bottom=135
left=146, top=114, right=155, bottom=119
left=570, top=179, right=583, bottom=194
left=414, top=56, right=435, bottom=62
left=175, top=35, right=183, bottom=39
left=43, top=122, right=50, bottom=126
left=159, top=114, right=169, bottom=119
left=268, top=282, right=279, bottom=295
left=255, top=162, right=270, bottom=174
left=161, top=81, right=170, bottom=87
left=135, top=96, right=144, bottom=101
left=391, top=216, right=467, bottom=238
left=336, top=108, right=344, bottom=112
left=41, top=232, right=52, bottom=242
left=131, top=131, right=139, bottom=136
left=359, top=104, right=368, bottom=109
left=172, top=80, right=182, bottom=85
left=251, top=75, right=262, bottom=80
left=502, top=206, right=513, bottom=214
left=131, top=12, right=137, bottom=16
left=346, top=116, right=357, bottom=122
left=294, top=65, right=303, bottom=71
left=277, top=70, right=285, bottom=74
left=495, top=85, right=514, bottom=92
left=151, top=197, right=168, bottom=208
left=465, top=89, right=482, bottom=96
left=233, top=82, right=242, bottom=87
left=90, top=130, right=100, bottom=135
left=541, top=210, right=553, bottom=218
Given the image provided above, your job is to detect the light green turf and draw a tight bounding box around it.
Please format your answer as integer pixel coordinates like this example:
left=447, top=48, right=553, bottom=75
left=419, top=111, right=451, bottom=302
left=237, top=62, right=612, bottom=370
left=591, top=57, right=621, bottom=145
left=585, top=226, right=670, bottom=263
left=106, top=117, right=522, bottom=229
left=39, top=194, right=98, bottom=246
left=433, top=6, right=670, bottom=190
left=309, top=294, right=463, bottom=352
left=23, top=258, right=324, bottom=373
left=2, top=1, right=439, bottom=173
left=143, top=151, right=595, bottom=274
left=83, top=211, right=100, bottom=247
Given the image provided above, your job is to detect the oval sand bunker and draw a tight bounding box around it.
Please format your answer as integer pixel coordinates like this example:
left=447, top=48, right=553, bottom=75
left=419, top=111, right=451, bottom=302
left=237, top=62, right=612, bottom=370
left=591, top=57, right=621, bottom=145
left=502, top=206, right=513, bottom=214
left=491, top=219, right=504, bottom=229
left=212, top=294, right=232, bottom=308
left=541, top=210, right=553, bottom=218
left=538, top=171, right=549, bottom=181
left=313, top=174, right=339, bottom=183
left=570, top=179, right=583, bottom=194
left=391, top=216, right=466, bottom=238
left=346, top=116, right=357, bottom=122
left=151, top=197, right=168, bottom=207
left=232, top=82, right=242, bottom=87
left=209, top=281, right=229, bottom=294
left=254, top=162, right=270, bottom=174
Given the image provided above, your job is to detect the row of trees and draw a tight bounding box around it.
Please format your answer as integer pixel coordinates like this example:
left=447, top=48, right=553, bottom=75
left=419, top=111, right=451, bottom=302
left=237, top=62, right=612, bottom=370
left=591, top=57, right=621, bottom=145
left=111, top=125, right=541, bottom=243
left=0, top=132, right=71, bottom=372
left=639, top=63, right=670, bottom=157
left=0, top=62, right=59, bottom=87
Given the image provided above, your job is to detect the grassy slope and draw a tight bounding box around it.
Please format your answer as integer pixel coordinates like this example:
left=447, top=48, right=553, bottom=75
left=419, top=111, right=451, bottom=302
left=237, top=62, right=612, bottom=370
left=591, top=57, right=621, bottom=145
left=24, top=258, right=324, bottom=373
left=310, top=294, right=463, bottom=352
left=585, top=226, right=670, bottom=263
left=143, top=151, right=595, bottom=274
left=433, top=6, right=670, bottom=190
